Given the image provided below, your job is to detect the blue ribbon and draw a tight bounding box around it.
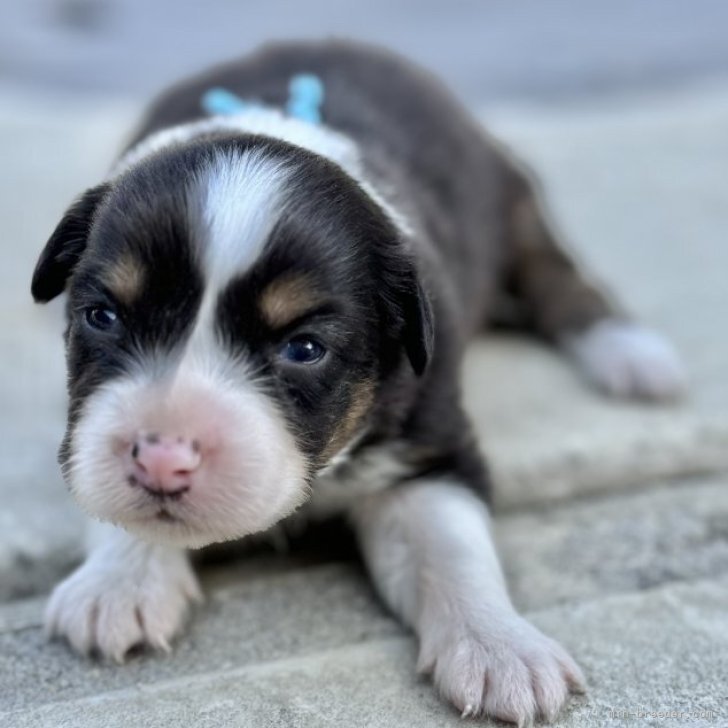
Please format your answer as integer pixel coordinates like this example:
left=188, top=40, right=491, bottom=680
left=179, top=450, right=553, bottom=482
left=201, top=73, right=324, bottom=125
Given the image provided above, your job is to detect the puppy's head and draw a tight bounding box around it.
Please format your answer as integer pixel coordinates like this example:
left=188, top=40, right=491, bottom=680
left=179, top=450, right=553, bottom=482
left=32, top=135, right=432, bottom=547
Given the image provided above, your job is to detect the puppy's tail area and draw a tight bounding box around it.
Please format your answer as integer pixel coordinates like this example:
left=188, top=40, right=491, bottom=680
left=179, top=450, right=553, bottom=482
left=492, top=158, right=687, bottom=400
left=492, top=159, right=621, bottom=341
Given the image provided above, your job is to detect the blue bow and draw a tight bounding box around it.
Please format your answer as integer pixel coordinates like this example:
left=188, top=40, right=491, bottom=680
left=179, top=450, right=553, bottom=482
left=201, top=73, right=324, bottom=125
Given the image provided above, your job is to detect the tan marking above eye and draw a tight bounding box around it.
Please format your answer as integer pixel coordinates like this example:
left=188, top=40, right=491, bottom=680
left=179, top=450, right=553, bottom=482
left=102, top=254, right=145, bottom=303
left=259, top=274, right=323, bottom=329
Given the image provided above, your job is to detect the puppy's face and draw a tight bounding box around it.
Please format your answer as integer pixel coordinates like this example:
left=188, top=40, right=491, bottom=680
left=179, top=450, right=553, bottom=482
left=32, top=135, right=431, bottom=547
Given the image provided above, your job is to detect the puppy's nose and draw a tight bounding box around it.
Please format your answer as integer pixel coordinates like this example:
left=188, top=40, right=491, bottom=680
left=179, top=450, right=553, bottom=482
left=130, top=434, right=201, bottom=497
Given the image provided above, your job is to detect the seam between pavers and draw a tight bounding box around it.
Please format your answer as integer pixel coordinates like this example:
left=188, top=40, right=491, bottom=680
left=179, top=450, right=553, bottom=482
left=3, top=564, right=727, bottom=636
left=0, top=563, right=366, bottom=633
left=495, top=451, right=728, bottom=513
left=494, top=467, right=728, bottom=517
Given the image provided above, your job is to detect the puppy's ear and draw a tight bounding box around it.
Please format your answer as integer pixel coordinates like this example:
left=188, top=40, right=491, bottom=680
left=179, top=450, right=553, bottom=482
left=400, top=270, right=434, bottom=376
left=379, top=244, right=434, bottom=377
left=31, top=183, right=110, bottom=303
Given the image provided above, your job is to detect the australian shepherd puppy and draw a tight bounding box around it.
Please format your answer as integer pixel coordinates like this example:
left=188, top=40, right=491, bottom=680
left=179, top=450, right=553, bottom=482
left=32, top=41, right=685, bottom=724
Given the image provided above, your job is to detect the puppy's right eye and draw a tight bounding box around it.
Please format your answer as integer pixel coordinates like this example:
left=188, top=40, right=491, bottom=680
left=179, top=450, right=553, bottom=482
left=280, top=336, right=326, bottom=365
left=84, top=306, right=118, bottom=332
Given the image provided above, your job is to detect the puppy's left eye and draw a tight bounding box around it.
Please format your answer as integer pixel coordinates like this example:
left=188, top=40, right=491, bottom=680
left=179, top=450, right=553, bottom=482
left=280, top=336, right=326, bottom=364
left=84, top=306, right=118, bottom=332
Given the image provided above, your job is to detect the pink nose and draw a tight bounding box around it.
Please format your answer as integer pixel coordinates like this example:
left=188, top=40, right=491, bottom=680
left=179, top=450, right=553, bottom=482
left=130, top=434, right=201, bottom=497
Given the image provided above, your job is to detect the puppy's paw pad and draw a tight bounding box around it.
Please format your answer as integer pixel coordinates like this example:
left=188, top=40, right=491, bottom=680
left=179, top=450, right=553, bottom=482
left=45, top=553, right=201, bottom=661
left=564, top=319, right=687, bottom=401
left=421, top=615, right=584, bottom=725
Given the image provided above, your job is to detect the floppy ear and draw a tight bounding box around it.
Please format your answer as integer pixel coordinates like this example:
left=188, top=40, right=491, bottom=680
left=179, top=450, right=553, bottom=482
left=399, top=269, right=434, bottom=376
left=378, top=242, right=435, bottom=377
left=31, top=183, right=110, bottom=303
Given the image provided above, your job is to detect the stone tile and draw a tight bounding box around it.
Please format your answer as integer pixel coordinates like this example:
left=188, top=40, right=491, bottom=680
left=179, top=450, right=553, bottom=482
left=0, top=564, right=399, bottom=713
left=4, top=579, right=726, bottom=727
left=496, top=476, right=728, bottom=612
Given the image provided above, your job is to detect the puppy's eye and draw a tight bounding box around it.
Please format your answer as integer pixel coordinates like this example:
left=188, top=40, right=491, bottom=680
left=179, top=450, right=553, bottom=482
left=280, top=336, right=326, bottom=364
left=84, top=306, right=118, bottom=331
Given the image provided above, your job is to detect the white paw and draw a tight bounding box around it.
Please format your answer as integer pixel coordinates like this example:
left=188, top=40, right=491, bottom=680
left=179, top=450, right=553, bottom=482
left=45, top=545, right=202, bottom=661
left=563, top=319, right=687, bottom=401
left=418, top=613, right=585, bottom=725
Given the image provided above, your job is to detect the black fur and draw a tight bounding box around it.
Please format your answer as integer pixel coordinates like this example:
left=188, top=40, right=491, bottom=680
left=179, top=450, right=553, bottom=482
left=32, top=183, right=111, bottom=303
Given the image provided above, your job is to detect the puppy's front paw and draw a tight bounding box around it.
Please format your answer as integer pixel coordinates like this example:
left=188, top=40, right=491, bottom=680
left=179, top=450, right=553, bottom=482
left=418, top=613, right=585, bottom=725
left=564, top=319, right=687, bottom=401
left=45, top=547, right=202, bottom=662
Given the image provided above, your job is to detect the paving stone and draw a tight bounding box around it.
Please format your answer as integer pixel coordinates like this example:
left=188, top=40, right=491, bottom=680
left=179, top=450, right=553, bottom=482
left=496, top=476, right=728, bottom=612
left=0, top=563, right=399, bottom=713
left=3, top=578, right=726, bottom=727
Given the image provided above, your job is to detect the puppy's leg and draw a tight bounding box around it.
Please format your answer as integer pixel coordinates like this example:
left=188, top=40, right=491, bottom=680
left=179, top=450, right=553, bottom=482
left=351, top=479, right=584, bottom=724
left=503, top=164, right=686, bottom=400
left=45, top=521, right=201, bottom=661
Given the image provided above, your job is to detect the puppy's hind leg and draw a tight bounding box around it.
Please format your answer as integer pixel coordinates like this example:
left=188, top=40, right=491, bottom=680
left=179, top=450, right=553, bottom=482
left=351, top=479, right=584, bottom=724
left=501, top=162, right=686, bottom=401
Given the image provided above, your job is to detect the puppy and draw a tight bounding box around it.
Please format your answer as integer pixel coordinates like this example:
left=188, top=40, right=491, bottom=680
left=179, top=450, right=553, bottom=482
left=32, top=41, right=685, bottom=724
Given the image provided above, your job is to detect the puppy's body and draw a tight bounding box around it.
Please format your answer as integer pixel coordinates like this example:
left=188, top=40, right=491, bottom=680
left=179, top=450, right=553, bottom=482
left=34, top=41, right=685, bottom=724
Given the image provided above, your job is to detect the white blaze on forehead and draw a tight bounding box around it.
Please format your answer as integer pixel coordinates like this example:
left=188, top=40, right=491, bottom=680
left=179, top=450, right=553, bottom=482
left=180, top=147, right=290, bottom=363
left=192, top=147, right=289, bottom=288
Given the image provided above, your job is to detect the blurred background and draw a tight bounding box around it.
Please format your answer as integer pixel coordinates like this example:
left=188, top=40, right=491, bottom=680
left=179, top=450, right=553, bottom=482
left=2, top=3, right=728, bottom=726
left=4, top=0, right=728, bottom=105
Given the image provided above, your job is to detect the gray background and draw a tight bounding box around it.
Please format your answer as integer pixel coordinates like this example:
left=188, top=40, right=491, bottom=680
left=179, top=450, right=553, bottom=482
left=3, top=0, right=728, bottom=104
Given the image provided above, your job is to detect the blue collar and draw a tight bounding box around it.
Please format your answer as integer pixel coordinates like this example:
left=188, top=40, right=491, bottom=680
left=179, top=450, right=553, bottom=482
left=201, top=73, right=324, bottom=125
